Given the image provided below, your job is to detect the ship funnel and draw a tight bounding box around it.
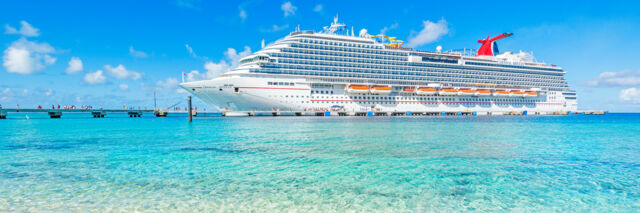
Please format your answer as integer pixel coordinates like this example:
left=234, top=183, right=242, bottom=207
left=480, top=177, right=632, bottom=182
left=476, top=33, right=513, bottom=56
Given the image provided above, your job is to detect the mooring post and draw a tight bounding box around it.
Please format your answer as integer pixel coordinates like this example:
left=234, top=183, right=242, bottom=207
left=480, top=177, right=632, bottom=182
left=188, top=96, right=192, bottom=122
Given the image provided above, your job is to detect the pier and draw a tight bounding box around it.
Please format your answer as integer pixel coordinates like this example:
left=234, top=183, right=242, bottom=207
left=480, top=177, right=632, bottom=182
left=0, top=108, right=153, bottom=119
left=0, top=108, right=606, bottom=119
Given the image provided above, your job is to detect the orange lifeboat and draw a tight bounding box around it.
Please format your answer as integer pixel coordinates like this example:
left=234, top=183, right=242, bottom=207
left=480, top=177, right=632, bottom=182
left=475, top=89, right=491, bottom=96
left=493, top=90, right=509, bottom=97
left=370, top=85, right=392, bottom=94
left=416, top=87, right=436, bottom=95
left=509, top=90, right=525, bottom=97
left=439, top=88, right=458, bottom=96
left=459, top=88, right=476, bottom=96
left=401, top=86, right=416, bottom=94
left=524, top=91, right=538, bottom=97
left=346, top=85, right=369, bottom=94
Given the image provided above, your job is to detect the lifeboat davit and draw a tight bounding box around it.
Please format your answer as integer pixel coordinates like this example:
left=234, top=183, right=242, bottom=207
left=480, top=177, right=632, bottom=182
left=439, top=88, right=458, bottom=96
left=524, top=91, right=538, bottom=97
left=509, top=90, right=525, bottom=97
left=493, top=90, right=510, bottom=97
left=370, top=85, right=392, bottom=94
left=347, top=85, right=369, bottom=94
left=401, top=86, right=416, bottom=94
left=459, top=88, right=476, bottom=96
left=416, top=87, right=436, bottom=95
left=475, top=89, right=491, bottom=96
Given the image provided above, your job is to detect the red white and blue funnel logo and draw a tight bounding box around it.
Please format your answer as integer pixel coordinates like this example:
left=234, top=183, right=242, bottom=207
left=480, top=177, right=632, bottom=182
left=476, top=33, right=513, bottom=56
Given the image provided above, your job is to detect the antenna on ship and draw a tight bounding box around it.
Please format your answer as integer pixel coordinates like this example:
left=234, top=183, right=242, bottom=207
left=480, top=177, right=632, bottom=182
left=351, top=26, right=354, bottom=37
left=261, top=39, right=265, bottom=48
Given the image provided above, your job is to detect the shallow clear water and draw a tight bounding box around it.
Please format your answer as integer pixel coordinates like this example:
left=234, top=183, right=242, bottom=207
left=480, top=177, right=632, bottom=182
left=1, top=113, right=639, bottom=212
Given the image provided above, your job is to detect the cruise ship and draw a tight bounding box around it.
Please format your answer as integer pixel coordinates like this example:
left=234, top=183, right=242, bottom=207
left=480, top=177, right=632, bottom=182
left=180, top=17, right=577, bottom=115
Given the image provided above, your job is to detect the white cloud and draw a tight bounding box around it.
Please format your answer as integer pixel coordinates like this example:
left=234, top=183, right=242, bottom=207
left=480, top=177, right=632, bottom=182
left=2, top=88, right=12, bottom=95
left=129, top=46, right=148, bottom=58
left=313, top=4, right=323, bottom=13
left=620, top=88, right=640, bottom=103
left=65, top=56, right=83, bottom=74
left=5, top=20, right=40, bottom=37
left=84, top=70, right=106, bottom=84
left=104, top=64, right=141, bottom=80
left=2, top=38, right=56, bottom=74
left=185, top=44, right=196, bottom=57
left=156, top=78, right=179, bottom=90
left=186, top=61, right=230, bottom=82
left=185, top=46, right=251, bottom=81
left=406, top=19, right=448, bottom=48
left=185, top=44, right=209, bottom=60
left=380, top=22, right=399, bottom=35
left=281, top=1, right=297, bottom=17
left=119, top=84, right=129, bottom=91
left=239, top=8, right=247, bottom=21
left=260, top=24, right=289, bottom=33
left=588, top=70, right=640, bottom=87
left=224, top=46, right=252, bottom=68
left=44, top=88, right=53, bottom=96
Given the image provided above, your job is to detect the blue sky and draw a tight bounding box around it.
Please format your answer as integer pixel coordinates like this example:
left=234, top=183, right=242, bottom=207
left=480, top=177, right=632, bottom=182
left=1, top=0, right=639, bottom=111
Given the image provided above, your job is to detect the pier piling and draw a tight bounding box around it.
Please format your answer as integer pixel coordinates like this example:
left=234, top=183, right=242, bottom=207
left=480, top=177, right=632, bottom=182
left=48, top=111, right=62, bottom=119
left=188, top=96, right=192, bottom=122
left=91, top=111, right=106, bottom=118
left=127, top=111, right=142, bottom=117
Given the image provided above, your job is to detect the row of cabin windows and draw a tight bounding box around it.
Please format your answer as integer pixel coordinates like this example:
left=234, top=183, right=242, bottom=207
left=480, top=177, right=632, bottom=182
left=311, top=90, right=333, bottom=94
left=306, top=94, right=541, bottom=103
left=312, top=101, right=538, bottom=105
left=254, top=68, right=565, bottom=88
left=291, top=43, right=406, bottom=59
left=273, top=52, right=563, bottom=77
left=267, top=81, right=295, bottom=86
left=275, top=58, right=562, bottom=81
left=466, top=61, right=561, bottom=72
left=283, top=48, right=405, bottom=62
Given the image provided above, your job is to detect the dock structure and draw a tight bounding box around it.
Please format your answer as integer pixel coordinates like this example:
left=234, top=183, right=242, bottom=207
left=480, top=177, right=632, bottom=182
left=0, top=108, right=607, bottom=119
left=0, top=108, right=153, bottom=119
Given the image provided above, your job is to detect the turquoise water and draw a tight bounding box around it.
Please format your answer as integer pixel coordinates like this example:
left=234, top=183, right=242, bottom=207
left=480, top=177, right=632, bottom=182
left=1, top=113, right=639, bottom=212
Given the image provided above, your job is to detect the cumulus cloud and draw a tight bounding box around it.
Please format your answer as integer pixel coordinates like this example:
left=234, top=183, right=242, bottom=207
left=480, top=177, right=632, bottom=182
left=44, top=88, right=53, bottom=96
left=380, top=22, right=399, bottom=35
left=224, top=46, right=252, bottom=68
left=2, top=37, right=56, bottom=74
left=104, top=64, right=141, bottom=80
left=406, top=19, right=448, bottom=48
left=620, top=88, right=640, bottom=103
left=156, top=78, right=179, bottom=90
left=313, top=4, right=323, bottom=13
left=119, top=84, right=129, bottom=91
left=84, top=70, right=106, bottom=84
left=185, top=46, right=251, bottom=81
left=260, top=24, right=289, bottom=33
left=65, top=57, right=83, bottom=74
left=5, top=20, right=40, bottom=37
left=588, top=70, right=640, bottom=87
left=129, top=46, right=148, bottom=58
left=239, top=8, right=248, bottom=21
left=281, top=1, right=297, bottom=17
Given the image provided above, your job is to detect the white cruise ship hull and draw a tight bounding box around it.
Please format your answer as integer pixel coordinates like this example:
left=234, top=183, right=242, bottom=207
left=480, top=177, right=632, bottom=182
left=181, top=76, right=577, bottom=113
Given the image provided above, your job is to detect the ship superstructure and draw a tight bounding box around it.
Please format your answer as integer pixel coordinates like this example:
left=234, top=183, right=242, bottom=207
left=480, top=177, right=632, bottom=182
left=180, top=17, right=577, bottom=114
